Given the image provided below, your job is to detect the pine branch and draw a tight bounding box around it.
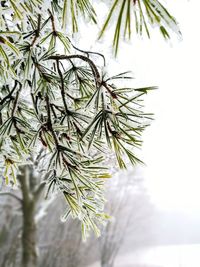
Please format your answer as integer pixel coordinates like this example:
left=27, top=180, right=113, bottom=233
left=47, top=54, right=101, bottom=87
left=0, top=80, right=18, bottom=106
left=56, top=59, right=68, bottom=112
left=45, top=95, right=59, bottom=147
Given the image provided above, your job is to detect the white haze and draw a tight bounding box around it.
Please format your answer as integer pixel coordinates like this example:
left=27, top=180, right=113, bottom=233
left=78, top=0, right=200, bottom=213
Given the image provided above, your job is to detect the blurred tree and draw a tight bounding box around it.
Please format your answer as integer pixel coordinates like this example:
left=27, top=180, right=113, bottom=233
left=0, top=1, right=179, bottom=267
left=0, top=200, right=21, bottom=267
left=0, top=168, right=156, bottom=267
left=0, top=153, right=52, bottom=267
left=98, top=169, right=154, bottom=267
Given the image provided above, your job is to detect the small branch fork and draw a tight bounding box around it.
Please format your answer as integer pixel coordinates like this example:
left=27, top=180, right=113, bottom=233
left=0, top=191, right=22, bottom=204
left=31, top=14, right=41, bottom=46
left=45, top=95, right=59, bottom=148
left=47, top=54, right=101, bottom=87
left=69, top=40, right=106, bottom=66
left=47, top=54, right=117, bottom=99
left=0, top=80, right=18, bottom=106
left=11, top=82, right=22, bottom=117
left=56, top=59, right=68, bottom=112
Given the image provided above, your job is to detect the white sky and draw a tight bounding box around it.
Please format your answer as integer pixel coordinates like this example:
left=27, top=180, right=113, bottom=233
left=131, top=0, right=200, bottom=212
left=80, top=0, right=200, bottom=212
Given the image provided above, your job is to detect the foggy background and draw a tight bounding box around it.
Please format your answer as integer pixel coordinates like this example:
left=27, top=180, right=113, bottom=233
left=1, top=1, right=200, bottom=266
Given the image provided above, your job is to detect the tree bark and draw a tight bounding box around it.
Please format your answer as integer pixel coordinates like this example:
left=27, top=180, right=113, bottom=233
left=101, top=263, right=113, bottom=267
left=18, top=165, right=38, bottom=267
left=21, top=199, right=37, bottom=267
left=102, top=265, right=112, bottom=267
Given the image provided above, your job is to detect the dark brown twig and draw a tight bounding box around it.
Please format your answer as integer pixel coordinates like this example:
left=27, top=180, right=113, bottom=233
left=11, top=82, right=22, bottom=117
left=31, top=14, right=41, bottom=46
left=48, top=9, right=57, bottom=35
left=69, top=41, right=106, bottom=66
left=45, top=95, right=59, bottom=147
left=0, top=80, right=18, bottom=106
left=47, top=54, right=101, bottom=87
left=56, top=59, right=68, bottom=112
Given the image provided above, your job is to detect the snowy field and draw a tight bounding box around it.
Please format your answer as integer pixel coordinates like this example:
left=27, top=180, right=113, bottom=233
left=89, top=244, right=200, bottom=267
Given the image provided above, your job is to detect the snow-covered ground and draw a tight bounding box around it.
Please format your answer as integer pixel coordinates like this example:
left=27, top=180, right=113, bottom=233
left=89, top=244, right=200, bottom=267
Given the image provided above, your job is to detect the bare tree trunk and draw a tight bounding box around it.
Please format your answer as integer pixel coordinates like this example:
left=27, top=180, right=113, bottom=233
left=18, top=165, right=38, bottom=267
left=102, top=264, right=113, bottom=267
left=22, top=198, right=37, bottom=267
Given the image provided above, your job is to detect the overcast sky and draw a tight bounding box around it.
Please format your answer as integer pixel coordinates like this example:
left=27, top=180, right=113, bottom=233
left=131, top=0, right=200, bottom=212
left=79, top=0, right=200, bottom=213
